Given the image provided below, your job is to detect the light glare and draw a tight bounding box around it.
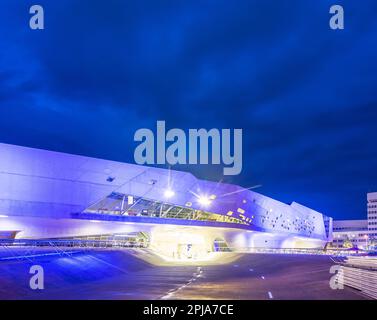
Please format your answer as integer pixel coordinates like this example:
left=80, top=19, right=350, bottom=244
left=198, top=196, right=211, bottom=206
left=164, top=189, right=175, bottom=198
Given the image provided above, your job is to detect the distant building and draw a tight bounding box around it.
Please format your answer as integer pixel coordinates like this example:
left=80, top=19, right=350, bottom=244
left=332, top=192, right=377, bottom=250
left=367, top=192, right=377, bottom=231
left=332, top=220, right=369, bottom=249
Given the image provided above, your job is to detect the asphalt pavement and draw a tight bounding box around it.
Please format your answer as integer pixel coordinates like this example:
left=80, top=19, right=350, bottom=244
left=0, top=249, right=368, bottom=300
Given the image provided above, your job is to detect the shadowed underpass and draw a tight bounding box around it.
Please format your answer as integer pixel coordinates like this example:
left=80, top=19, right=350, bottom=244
left=0, top=249, right=368, bottom=300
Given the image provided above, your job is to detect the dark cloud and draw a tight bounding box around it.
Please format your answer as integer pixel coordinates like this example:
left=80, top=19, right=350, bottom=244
left=0, top=0, right=377, bottom=219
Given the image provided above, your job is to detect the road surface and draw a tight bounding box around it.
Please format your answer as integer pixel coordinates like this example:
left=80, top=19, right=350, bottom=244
left=0, top=249, right=368, bottom=300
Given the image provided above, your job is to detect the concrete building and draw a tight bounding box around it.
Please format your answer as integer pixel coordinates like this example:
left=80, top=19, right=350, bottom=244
left=0, top=143, right=332, bottom=259
left=332, top=220, right=369, bottom=249
left=332, top=192, right=377, bottom=250
left=368, top=192, right=377, bottom=231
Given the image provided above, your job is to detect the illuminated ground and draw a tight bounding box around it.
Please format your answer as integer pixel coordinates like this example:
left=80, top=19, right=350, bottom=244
left=0, top=249, right=368, bottom=300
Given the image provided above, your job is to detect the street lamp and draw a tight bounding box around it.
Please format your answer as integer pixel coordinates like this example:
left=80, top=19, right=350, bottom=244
left=364, top=234, right=369, bottom=250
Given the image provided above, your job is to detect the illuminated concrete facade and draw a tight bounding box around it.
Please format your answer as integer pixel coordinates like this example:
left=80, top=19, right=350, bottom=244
left=0, top=143, right=332, bottom=254
left=331, top=192, right=377, bottom=250
left=368, top=192, right=377, bottom=231
left=332, top=220, right=370, bottom=249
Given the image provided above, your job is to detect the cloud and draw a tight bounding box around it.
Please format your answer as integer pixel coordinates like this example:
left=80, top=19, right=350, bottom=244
left=0, top=0, right=377, bottom=218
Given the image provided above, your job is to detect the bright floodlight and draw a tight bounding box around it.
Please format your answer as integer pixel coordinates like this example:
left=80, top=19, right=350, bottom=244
left=198, top=195, right=211, bottom=206
left=164, top=189, right=175, bottom=198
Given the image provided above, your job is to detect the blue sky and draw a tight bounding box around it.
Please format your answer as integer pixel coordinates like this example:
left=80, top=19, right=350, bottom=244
left=1, top=0, right=377, bottom=220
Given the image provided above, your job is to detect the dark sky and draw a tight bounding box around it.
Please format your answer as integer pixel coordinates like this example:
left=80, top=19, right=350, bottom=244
left=1, top=1, right=377, bottom=220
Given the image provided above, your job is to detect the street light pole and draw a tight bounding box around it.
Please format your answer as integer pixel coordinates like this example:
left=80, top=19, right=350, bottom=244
left=364, top=235, right=369, bottom=251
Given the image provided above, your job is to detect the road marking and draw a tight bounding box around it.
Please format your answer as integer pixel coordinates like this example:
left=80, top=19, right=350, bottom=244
left=261, top=276, right=265, bottom=280
left=161, top=292, right=174, bottom=300
left=268, top=291, right=273, bottom=299
left=249, top=268, right=254, bottom=272
left=162, top=266, right=201, bottom=300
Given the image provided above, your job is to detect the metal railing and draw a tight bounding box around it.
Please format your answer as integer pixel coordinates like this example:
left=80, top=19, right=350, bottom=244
left=0, top=239, right=148, bottom=248
left=230, top=247, right=338, bottom=255
left=0, top=239, right=148, bottom=262
left=232, top=247, right=375, bottom=256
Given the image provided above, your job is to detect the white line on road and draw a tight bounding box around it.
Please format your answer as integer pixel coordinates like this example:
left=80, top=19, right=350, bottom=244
left=261, top=276, right=265, bottom=280
left=268, top=291, right=273, bottom=299
left=162, top=267, right=201, bottom=300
